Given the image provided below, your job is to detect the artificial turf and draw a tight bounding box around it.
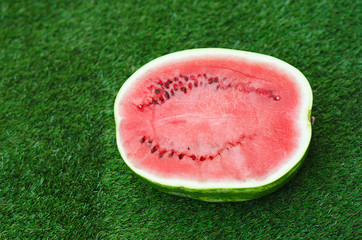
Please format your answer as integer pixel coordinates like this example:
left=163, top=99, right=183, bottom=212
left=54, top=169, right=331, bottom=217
left=0, top=0, right=360, bottom=239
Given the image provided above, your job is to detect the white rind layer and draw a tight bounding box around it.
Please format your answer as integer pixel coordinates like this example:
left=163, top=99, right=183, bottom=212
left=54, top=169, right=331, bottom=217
left=114, top=48, right=313, bottom=189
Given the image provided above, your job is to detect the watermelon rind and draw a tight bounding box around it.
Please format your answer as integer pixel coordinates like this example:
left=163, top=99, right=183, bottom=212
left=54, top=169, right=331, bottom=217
left=135, top=148, right=308, bottom=202
left=114, top=48, right=313, bottom=202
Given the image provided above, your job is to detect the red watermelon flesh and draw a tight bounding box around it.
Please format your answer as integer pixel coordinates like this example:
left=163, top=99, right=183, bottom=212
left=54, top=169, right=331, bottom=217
left=116, top=52, right=307, bottom=185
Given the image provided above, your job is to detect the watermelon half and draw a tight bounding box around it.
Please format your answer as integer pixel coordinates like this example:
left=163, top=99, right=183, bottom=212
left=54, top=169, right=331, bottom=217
left=114, top=48, right=313, bottom=202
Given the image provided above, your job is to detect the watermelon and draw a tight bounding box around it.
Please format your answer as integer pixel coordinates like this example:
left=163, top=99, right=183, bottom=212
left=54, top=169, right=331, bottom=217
left=114, top=48, right=313, bottom=202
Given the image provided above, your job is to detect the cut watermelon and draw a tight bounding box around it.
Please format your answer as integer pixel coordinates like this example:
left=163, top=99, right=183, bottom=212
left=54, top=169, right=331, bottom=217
left=114, top=48, right=313, bottom=202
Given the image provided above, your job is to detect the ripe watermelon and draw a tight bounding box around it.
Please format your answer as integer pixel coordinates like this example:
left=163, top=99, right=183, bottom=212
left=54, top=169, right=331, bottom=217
left=114, top=48, right=313, bottom=202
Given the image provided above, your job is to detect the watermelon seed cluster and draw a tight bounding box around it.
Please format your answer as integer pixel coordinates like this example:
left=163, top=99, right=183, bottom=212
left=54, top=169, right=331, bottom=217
left=136, top=73, right=280, bottom=110
left=140, top=134, right=256, bottom=162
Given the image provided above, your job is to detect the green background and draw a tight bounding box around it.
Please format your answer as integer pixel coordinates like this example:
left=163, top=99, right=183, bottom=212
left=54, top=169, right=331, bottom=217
left=1, top=0, right=360, bottom=239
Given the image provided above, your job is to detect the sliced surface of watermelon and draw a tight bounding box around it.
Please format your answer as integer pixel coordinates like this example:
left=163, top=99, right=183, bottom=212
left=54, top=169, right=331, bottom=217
left=114, top=49, right=313, bottom=202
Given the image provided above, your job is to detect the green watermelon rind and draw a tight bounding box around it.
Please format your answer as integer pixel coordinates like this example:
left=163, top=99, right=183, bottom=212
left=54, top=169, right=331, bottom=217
left=130, top=147, right=309, bottom=202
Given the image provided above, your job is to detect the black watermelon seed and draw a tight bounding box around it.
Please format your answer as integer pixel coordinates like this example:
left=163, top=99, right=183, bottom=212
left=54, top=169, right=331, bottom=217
left=155, top=89, right=161, bottom=94
left=181, top=87, right=186, bottom=91
left=152, top=99, right=158, bottom=104
left=178, top=154, right=184, bottom=159
left=151, top=147, right=157, bottom=153
left=140, top=137, right=145, bottom=143
left=165, top=92, right=170, bottom=99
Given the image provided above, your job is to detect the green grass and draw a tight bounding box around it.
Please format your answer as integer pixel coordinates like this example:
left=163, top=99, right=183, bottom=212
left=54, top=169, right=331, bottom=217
left=0, top=0, right=360, bottom=239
